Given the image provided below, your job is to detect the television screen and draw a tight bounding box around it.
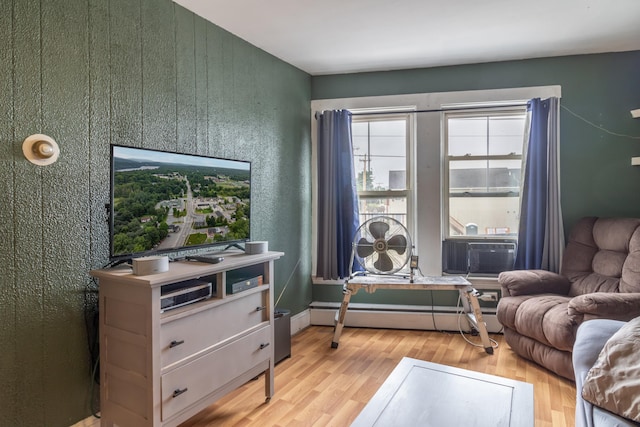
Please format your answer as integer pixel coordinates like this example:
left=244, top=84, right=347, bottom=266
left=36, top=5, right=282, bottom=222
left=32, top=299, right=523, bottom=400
left=109, top=145, right=251, bottom=261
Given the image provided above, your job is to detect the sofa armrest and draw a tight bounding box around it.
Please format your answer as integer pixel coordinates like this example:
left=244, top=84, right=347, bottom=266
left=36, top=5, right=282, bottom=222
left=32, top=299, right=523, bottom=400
left=573, top=319, right=627, bottom=427
left=498, top=269, right=571, bottom=297
left=568, top=293, right=640, bottom=323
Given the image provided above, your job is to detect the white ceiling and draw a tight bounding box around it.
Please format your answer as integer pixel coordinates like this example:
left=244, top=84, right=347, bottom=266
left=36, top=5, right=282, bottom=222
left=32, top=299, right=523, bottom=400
left=174, top=0, right=640, bottom=76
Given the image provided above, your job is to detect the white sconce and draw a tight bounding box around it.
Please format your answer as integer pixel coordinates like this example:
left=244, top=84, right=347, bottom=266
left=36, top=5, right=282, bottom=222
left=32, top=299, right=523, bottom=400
left=22, top=134, right=60, bottom=166
left=631, top=109, right=640, bottom=119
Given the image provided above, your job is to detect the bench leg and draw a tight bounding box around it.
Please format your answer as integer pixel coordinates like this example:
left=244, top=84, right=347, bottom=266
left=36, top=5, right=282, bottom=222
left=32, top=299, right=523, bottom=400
left=461, top=289, right=494, bottom=354
left=331, top=287, right=353, bottom=348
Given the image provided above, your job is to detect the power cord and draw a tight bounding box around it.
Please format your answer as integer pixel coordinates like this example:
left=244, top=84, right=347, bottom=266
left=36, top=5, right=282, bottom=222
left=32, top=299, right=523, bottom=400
left=90, top=356, right=101, bottom=419
left=455, top=295, right=499, bottom=350
left=415, top=266, right=449, bottom=335
left=84, top=276, right=101, bottom=419
left=274, top=257, right=301, bottom=309
left=429, top=290, right=438, bottom=332
left=428, top=289, right=450, bottom=335
left=561, top=104, right=640, bottom=140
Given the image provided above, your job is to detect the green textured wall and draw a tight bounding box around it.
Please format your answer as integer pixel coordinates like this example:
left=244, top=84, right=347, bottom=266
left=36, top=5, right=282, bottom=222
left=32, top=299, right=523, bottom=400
left=0, top=1, right=311, bottom=425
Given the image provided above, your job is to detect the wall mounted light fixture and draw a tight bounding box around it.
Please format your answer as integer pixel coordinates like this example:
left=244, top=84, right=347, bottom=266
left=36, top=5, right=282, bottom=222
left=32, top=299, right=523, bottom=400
left=22, top=134, right=60, bottom=166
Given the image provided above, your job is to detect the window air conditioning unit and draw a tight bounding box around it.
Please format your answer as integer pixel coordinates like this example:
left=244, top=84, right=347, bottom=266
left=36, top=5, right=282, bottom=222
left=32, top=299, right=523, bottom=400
left=442, top=240, right=516, bottom=275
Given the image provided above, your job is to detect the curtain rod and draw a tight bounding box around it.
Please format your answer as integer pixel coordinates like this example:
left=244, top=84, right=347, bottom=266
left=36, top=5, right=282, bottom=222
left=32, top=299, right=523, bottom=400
left=347, top=102, right=529, bottom=116
left=314, top=102, right=530, bottom=119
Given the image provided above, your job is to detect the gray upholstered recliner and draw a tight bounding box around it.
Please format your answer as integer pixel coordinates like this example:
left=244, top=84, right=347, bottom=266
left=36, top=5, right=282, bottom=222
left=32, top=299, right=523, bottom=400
left=496, top=217, right=640, bottom=380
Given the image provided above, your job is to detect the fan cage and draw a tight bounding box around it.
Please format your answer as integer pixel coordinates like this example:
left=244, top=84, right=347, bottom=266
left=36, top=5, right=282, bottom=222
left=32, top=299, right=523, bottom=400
left=350, top=216, right=412, bottom=276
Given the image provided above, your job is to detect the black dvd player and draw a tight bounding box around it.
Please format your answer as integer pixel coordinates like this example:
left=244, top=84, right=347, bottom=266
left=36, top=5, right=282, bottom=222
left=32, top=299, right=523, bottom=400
left=160, top=279, right=212, bottom=312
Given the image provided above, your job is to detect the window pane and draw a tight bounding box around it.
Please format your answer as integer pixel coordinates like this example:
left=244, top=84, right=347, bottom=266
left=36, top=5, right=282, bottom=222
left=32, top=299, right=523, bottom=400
left=449, top=160, right=488, bottom=193
left=450, top=159, right=520, bottom=194
left=352, top=119, right=406, bottom=191
left=358, top=197, right=407, bottom=228
left=449, top=196, right=519, bottom=237
left=352, top=122, right=371, bottom=191
left=352, top=122, right=369, bottom=145
left=448, top=117, right=488, bottom=156
left=487, top=159, right=520, bottom=192
left=448, top=115, right=526, bottom=157
left=488, top=116, right=526, bottom=155
left=446, top=109, right=525, bottom=240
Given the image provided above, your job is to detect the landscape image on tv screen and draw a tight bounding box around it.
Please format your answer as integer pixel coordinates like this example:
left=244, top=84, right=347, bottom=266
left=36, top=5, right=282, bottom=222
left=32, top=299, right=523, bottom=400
left=111, top=145, right=251, bottom=259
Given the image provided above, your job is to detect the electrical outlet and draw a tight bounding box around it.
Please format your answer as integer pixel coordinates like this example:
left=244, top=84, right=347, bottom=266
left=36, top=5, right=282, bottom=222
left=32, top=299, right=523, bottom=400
left=479, top=291, right=498, bottom=302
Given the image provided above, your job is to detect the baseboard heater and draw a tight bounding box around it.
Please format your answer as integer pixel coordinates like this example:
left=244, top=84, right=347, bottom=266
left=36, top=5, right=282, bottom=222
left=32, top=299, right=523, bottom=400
left=309, top=301, right=502, bottom=334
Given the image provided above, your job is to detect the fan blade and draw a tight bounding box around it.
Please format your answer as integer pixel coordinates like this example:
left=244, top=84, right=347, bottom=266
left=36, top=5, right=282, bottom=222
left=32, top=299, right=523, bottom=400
left=356, top=238, right=375, bottom=258
left=374, top=252, right=394, bottom=272
left=369, top=221, right=389, bottom=240
left=387, top=235, right=408, bottom=255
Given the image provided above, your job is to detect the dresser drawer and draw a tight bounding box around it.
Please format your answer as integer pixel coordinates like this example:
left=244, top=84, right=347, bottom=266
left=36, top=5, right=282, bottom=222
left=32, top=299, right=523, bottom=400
left=161, top=325, right=271, bottom=421
left=160, top=290, right=268, bottom=368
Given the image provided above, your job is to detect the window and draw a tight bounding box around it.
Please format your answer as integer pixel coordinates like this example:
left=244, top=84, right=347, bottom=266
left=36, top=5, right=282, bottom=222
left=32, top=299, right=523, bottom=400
left=444, top=109, right=527, bottom=240
left=351, top=114, right=411, bottom=231
left=312, top=86, right=560, bottom=277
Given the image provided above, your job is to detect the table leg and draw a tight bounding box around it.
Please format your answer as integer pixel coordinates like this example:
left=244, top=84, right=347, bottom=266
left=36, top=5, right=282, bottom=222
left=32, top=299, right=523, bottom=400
left=331, top=286, right=353, bottom=348
left=461, top=289, right=494, bottom=355
left=265, top=360, right=274, bottom=401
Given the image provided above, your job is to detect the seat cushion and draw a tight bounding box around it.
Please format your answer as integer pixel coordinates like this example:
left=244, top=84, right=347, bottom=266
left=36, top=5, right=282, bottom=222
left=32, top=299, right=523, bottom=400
left=497, top=294, right=575, bottom=351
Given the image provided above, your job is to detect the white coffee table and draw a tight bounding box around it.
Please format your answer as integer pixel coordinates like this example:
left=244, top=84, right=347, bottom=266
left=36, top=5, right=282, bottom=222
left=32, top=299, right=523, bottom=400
left=351, top=357, right=534, bottom=427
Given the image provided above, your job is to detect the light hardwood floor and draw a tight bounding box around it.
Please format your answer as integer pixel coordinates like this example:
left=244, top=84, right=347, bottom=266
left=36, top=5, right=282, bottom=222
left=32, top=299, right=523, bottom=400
left=181, top=326, right=576, bottom=426
left=78, top=325, right=577, bottom=426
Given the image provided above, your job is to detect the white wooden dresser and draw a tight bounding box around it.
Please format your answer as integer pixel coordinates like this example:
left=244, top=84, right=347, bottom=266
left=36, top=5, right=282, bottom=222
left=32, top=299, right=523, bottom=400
left=90, top=251, right=284, bottom=427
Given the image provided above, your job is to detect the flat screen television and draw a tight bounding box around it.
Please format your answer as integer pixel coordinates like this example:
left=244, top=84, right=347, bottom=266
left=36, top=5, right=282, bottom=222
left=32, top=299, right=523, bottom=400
left=109, top=145, right=251, bottom=262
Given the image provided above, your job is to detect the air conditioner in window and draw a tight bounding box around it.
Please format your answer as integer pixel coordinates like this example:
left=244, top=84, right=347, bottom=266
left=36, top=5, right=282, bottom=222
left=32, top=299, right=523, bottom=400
left=442, top=239, right=516, bottom=275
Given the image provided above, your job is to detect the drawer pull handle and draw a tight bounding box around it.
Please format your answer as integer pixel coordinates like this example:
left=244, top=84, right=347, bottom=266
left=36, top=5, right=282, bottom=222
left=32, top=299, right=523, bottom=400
left=255, top=306, right=266, bottom=312
left=259, top=343, right=270, bottom=350
left=172, top=388, right=188, bottom=398
left=169, top=340, right=184, bottom=348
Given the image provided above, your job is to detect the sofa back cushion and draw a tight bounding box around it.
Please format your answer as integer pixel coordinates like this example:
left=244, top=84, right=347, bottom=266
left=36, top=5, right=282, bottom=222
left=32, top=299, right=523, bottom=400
left=561, top=217, right=640, bottom=296
left=621, top=226, right=640, bottom=293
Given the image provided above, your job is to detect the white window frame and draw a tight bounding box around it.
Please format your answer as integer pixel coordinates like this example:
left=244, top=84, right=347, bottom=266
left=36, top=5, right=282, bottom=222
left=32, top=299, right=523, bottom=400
left=311, top=85, right=561, bottom=280
left=351, top=112, right=414, bottom=231
left=443, top=107, right=527, bottom=240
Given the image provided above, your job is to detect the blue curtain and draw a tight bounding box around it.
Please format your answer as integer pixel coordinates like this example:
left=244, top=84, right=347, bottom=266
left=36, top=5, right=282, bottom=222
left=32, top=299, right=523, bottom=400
left=316, top=110, right=360, bottom=279
left=514, top=97, right=564, bottom=271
